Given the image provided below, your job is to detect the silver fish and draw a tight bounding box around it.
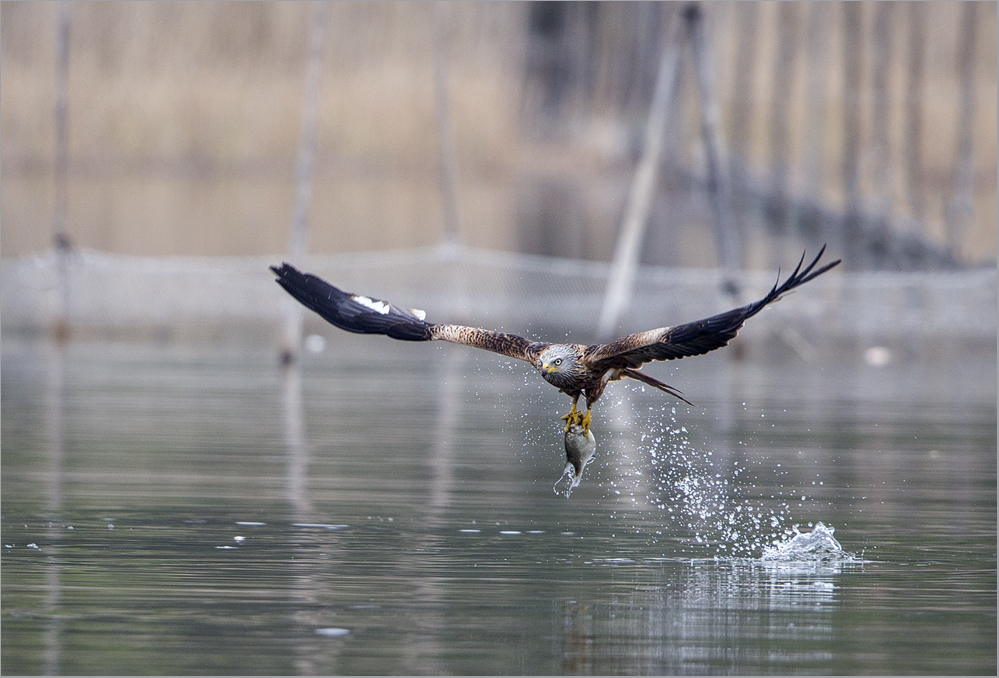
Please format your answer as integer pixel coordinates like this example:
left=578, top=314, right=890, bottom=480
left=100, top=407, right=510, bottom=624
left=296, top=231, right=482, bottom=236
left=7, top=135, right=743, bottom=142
left=554, top=422, right=596, bottom=497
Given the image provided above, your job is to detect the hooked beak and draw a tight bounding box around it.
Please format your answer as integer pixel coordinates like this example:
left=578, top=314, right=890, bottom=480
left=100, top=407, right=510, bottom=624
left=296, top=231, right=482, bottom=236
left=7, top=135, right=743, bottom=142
left=542, top=362, right=555, bottom=374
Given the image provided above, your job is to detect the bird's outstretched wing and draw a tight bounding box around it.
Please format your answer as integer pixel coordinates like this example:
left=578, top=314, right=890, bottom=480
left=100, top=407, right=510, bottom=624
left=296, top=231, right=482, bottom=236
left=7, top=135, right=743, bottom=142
left=584, top=247, right=840, bottom=371
left=270, top=263, right=546, bottom=363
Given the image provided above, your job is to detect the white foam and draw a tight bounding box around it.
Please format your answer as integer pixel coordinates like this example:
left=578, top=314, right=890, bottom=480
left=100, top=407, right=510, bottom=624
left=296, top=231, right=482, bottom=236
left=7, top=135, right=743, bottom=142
left=292, top=523, right=349, bottom=530
left=761, top=522, right=855, bottom=562
left=316, top=627, right=350, bottom=637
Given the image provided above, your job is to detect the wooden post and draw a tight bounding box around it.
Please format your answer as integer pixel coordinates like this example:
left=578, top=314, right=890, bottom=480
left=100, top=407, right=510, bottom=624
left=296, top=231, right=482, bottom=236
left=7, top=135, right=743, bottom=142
left=804, top=2, right=831, bottom=203
left=904, top=2, right=926, bottom=227
left=841, top=2, right=864, bottom=264
left=767, top=2, right=801, bottom=262
left=728, top=2, right=760, bottom=191
left=686, top=3, right=740, bottom=297
left=871, top=2, right=894, bottom=266
left=433, top=1, right=462, bottom=248
left=282, top=1, right=328, bottom=365
left=947, top=1, right=978, bottom=262
left=871, top=2, right=893, bottom=211
left=52, top=1, right=71, bottom=343
left=595, top=8, right=683, bottom=340
left=800, top=3, right=833, bottom=230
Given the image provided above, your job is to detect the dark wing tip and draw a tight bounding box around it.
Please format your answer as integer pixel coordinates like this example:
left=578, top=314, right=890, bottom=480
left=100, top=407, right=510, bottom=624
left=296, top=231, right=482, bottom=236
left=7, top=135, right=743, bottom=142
left=757, top=246, right=840, bottom=312
left=270, top=263, right=432, bottom=342
left=270, top=262, right=304, bottom=284
left=584, top=247, right=840, bottom=370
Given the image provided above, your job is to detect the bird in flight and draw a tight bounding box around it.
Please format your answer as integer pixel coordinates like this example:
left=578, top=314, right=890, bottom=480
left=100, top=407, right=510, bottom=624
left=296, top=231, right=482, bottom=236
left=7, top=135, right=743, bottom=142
left=271, top=248, right=839, bottom=436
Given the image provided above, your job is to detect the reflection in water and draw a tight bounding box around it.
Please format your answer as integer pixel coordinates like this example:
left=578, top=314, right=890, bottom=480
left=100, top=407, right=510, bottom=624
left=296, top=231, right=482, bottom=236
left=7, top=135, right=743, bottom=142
left=429, top=349, right=464, bottom=513
left=559, top=557, right=848, bottom=674
left=279, top=346, right=466, bottom=674
left=282, top=364, right=311, bottom=520
left=43, top=340, right=65, bottom=676
left=281, top=363, right=324, bottom=675
left=401, top=347, right=468, bottom=674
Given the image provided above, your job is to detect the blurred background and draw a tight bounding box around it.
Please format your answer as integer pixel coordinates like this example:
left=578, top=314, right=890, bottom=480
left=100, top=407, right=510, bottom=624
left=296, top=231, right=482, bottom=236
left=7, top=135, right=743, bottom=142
left=2, top=1, right=995, bottom=261
left=2, top=0, right=995, bottom=344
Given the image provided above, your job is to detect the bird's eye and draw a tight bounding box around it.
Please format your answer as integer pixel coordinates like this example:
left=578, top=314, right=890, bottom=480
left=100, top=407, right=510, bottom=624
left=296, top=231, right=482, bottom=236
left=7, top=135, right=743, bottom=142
left=553, top=358, right=562, bottom=366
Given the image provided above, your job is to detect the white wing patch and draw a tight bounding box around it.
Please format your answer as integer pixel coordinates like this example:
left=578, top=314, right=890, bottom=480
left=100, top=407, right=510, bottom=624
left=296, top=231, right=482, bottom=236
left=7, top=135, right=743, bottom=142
left=409, top=308, right=427, bottom=321
left=352, top=295, right=391, bottom=315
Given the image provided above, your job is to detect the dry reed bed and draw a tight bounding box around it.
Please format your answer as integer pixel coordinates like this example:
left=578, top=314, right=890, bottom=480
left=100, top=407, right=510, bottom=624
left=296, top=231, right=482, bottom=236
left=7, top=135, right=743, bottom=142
left=1, top=2, right=995, bottom=262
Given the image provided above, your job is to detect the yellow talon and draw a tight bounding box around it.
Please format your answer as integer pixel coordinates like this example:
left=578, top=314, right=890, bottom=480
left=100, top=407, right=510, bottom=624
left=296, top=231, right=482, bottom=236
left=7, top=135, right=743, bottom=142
left=580, top=409, right=592, bottom=435
left=561, top=402, right=580, bottom=432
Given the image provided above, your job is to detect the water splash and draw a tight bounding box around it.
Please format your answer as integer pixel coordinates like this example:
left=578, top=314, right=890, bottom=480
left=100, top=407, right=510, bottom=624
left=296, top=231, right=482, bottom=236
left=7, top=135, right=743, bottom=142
left=516, top=380, right=844, bottom=561
left=761, top=522, right=856, bottom=562
left=638, top=411, right=791, bottom=556
left=590, top=397, right=815, bottom=558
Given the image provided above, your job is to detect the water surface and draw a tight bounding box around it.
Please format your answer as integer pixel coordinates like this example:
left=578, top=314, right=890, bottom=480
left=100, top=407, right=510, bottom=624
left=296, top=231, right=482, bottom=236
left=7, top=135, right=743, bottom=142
left=2, top=337, right=995, bottom=674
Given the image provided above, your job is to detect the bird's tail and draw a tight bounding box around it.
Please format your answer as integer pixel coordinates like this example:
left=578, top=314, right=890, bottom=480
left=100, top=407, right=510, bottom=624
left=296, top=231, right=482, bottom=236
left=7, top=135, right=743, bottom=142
left=621, top=368, right=694, bottom=406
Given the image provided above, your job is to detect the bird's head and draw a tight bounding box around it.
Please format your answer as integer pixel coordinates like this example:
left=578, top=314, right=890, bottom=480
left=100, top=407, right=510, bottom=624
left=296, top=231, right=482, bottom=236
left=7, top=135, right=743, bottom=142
left=538, top=345, right=582, bottom=387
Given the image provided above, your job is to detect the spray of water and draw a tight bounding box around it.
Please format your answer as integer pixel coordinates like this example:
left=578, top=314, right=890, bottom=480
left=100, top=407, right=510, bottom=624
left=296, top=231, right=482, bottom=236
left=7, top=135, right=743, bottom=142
left=491, top=362, right=851, bottom=561
left=590, top=394, right=850, bottom=560
left=641, top=405, right=794, bottom=556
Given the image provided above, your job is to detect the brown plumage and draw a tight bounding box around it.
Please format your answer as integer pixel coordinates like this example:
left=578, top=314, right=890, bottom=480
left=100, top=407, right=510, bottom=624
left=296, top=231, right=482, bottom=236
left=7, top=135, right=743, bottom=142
left=271, top=247, right=840, bottom=434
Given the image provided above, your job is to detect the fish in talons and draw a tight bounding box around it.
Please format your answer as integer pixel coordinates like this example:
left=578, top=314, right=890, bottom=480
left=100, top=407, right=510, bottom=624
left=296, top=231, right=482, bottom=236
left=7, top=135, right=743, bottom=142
left=554, top=421, right=597, bottom=497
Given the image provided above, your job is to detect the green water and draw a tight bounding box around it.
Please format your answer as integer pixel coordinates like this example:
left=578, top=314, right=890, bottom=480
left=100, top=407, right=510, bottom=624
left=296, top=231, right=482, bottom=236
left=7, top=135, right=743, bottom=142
left=2, top=336, right=995, bottom=675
